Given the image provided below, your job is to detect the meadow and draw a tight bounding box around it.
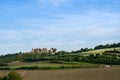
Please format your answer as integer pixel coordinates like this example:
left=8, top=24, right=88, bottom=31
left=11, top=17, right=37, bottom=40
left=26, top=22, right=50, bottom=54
left=0, top=61, right=100, bottom=70
left=69, top=47, right=120, bottom=56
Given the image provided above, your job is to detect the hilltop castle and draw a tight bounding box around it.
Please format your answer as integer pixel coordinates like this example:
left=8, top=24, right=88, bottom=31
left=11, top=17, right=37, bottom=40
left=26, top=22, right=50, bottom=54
left=31, top=48, right=57, bottom=54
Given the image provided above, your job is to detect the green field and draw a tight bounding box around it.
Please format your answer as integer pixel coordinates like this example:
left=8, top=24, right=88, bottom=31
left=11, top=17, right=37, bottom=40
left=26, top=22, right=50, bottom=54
left=81, top=47, right=120, bottom=55
left=0, top=61, right=100, bottom=70
left=69, top=47, right=120, bottom=56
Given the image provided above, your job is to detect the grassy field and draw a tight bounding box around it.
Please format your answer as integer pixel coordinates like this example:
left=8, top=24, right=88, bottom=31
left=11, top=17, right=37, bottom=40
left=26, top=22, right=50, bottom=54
left=0, top=67, right=120, bottom=80
left=0, top=61, right=100, bottom=70
left=70, top=47, right=120, bottom=56
left=82, top=47, right=120, bottom=55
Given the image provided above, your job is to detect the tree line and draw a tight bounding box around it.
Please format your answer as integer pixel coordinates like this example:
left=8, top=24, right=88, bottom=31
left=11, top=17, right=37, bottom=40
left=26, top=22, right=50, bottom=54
left=71, top=42, right=120, bottom=53
left=0, top=50, right=120, bottom=65
left=94, top=42, right=120, bottom=50
left=0, top=42, right=120, bottom=65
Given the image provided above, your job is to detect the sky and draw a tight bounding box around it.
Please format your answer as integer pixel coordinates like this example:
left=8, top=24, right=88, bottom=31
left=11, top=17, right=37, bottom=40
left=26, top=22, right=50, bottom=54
left=0, top=0, right=120, bottom=54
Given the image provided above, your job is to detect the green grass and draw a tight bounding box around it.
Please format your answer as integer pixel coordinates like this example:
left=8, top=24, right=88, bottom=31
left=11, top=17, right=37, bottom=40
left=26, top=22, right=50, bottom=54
left=69, top=47, right=120, bottom=56
left=0, top=61, right=100, bottom=70
left=81, top=47, right=120, bottom=56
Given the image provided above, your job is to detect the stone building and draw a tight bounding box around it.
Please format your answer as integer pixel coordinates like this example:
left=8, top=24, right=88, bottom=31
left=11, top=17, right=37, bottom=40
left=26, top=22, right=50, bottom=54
left=50, top=48, right=57, bottom=54
left=31, top=48, right=57, bottom=54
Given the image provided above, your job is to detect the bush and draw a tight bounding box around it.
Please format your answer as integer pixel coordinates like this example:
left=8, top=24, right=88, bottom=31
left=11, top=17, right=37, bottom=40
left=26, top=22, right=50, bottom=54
left=0, top=63, right=9, bottom=66
left=0, top=71, right=23, bottom=80
left=50, top=60, right=63, bottom=64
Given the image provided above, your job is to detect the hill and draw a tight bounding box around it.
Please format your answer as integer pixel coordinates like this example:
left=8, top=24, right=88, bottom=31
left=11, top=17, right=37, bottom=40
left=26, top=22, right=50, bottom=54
left=69, top=47, right=120, bottom=56
left=0, top=42, right=120, bottom=70
left=81, top=47, right=120, bottom=56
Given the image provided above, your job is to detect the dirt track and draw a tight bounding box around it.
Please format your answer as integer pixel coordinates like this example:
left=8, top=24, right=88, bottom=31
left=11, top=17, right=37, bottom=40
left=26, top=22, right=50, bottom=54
left=0, top=67, right=120, bottom=80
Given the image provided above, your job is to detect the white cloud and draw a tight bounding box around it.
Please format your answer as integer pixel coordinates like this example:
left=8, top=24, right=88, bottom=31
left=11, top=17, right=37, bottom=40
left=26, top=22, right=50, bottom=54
left=0, top=10, right=120, bottom=54
left=98, top=40, right=120, bottom=44
left=84, top=26, right=120, bottom=37
left=0, top=43, right=29, bottom=54
left=0, top=30, right=23, bottom=40
left=31, top=39, right=90, bottom=51
left=1, top=10, right=120, bottom=41
left=38, top=0, right=71, bottom=7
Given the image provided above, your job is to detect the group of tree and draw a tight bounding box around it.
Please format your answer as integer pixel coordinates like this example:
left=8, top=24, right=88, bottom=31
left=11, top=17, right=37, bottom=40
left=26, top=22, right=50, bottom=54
left=70, top=42, right=120, bottom=53
left=94, top=42, right=120, bottom=50
left=104, top=48, right=120, bottom=54
left=71, top=48, right=93, bottom=53
left=83, top=53, right=120, bottom=65
left=0, top=50, right=120, bottom=65
left=0, top=53, right=20, bottom=63
left=0, top=51, right=70, bottom=62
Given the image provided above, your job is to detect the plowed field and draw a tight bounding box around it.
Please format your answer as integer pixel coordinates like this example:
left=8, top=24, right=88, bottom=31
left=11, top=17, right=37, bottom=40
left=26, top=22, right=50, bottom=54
left=0, top=67, right=120, bottom=80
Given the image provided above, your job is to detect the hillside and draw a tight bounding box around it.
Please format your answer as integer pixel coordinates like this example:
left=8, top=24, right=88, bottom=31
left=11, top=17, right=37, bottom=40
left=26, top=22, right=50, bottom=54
left=67, top=47, right=120, bottom=56
left=0, top=43, right=120, bottom=70
left=70, top=47, right=120, bottom=56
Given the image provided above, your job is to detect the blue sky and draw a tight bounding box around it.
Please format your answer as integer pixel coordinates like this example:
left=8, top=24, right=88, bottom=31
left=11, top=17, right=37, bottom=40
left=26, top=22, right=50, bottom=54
left=0, top=0, right=120, bottom=54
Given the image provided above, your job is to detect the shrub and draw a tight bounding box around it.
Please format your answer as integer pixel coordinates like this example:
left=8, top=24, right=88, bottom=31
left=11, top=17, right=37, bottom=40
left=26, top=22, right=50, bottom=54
left=0, top=63, right=9, bottom=66
left=0, top=71, right=23, bottom=80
